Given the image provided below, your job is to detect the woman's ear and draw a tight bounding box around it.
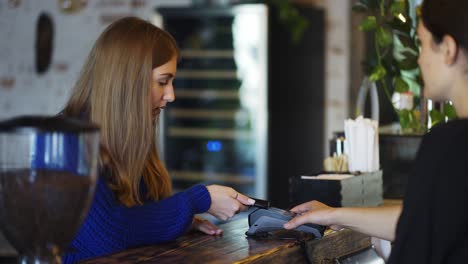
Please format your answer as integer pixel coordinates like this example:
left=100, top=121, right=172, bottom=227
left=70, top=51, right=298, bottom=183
left=441, top=35, right=459, bottom=66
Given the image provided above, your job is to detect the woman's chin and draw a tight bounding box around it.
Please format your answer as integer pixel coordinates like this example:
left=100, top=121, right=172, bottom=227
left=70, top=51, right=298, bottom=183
left=424, top=88, right=446, bottom=102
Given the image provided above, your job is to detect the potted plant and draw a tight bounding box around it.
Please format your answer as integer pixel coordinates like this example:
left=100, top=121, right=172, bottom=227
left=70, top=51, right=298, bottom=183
left=353, top=0, right=456, bottom=133
left=352, top=0, right=460, bottom=198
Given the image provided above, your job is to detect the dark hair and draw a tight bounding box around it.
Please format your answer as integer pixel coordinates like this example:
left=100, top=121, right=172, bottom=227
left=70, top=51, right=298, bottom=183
left=421, top=0, right=468, bottom=50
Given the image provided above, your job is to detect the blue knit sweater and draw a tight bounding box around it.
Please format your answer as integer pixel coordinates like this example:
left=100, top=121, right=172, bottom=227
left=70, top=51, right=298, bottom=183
left=30, top=127, right=211, bottom=263
left=62, top=175, right=211, bottom=263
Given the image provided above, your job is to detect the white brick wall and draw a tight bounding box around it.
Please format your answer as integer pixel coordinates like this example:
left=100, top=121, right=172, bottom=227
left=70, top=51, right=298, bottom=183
left=0, top=0, right=190, bottom=120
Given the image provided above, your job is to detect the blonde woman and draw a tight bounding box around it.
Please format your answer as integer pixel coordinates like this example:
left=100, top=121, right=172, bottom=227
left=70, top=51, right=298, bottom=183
left=60, top=17, right=254, bottom=263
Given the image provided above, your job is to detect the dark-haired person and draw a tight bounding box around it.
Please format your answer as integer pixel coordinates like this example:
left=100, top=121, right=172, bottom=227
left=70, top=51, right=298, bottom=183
left=285, top=0, right=468, bottom=263
left=59, top=17, right=255, bottom=263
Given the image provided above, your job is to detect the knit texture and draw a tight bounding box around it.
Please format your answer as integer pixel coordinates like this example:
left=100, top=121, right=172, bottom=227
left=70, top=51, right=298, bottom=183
left=62, top=176, right=211, bottom=264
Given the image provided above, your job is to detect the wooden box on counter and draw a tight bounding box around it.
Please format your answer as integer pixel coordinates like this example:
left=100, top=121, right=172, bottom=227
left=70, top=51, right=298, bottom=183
left=289, top=171, right=383, bottom=207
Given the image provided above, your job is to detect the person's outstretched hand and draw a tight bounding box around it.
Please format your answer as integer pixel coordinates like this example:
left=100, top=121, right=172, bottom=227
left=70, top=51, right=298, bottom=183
left=283, top=200, right=342, bottom=230
left=206, top=185, right=255, bottom=221
left=191, top=216, right=223, bottom=236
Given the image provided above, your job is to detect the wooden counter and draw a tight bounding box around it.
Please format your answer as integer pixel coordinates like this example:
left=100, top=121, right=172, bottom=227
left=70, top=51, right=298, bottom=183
left=82, top=217, right=371, bottom=264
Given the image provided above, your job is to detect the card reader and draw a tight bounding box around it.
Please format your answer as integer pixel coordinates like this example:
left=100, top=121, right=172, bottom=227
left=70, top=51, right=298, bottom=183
left=246, top=207, right=325, bottom=239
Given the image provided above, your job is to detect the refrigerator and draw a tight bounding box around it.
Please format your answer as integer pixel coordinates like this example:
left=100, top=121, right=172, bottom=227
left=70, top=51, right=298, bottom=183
left=155, top=3, right=325, bottom=207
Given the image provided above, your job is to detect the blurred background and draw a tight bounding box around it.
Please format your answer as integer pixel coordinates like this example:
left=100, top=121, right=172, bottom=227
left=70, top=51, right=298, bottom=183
left=0, top=0, right=374, bottom=256
left=0, top=0, right=369, bottom=200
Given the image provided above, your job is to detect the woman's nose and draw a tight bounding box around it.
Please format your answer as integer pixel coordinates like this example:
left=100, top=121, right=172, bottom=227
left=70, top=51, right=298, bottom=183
left=163, top=85, right=175, bottom=103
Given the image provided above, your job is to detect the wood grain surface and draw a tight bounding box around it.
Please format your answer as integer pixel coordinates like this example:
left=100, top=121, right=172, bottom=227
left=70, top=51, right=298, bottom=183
left=82, top=217, right=371, bottom=264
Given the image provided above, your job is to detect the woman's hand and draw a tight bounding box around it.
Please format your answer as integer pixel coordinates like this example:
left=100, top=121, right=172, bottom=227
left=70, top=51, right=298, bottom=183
left=206, top=185, right=255, bottom=221
left=191, top=216, right=223, bottom=236
left=283, top=200, right=342, bottom=230
left=284, top=201, right=401, bottom=241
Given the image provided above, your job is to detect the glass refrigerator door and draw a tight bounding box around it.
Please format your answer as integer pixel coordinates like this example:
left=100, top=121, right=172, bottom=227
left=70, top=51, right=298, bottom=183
left=154, top=5, right=268, bottom=198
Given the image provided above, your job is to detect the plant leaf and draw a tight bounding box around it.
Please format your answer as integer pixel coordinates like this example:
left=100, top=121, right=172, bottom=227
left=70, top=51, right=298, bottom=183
left=390, top=1, right=408, bottom=16
left=397, top=59, right=418, bottom=70
left=359, top=16, right=377, bottom=32
left=369, top=64, right=387, bottom=81
left=430, top=109, right=444, bottom=127
left=394, top=30, right=417, bottom=50
left=402, top=51, right=418, bottom=60
left=397, top=51, right=419, bottom=70
left=398, top=109, right=422, bottom=131
left=398, top=109, right=411, bottom=129
left=397, top=20, right=412, bottom=34
left=377, top=27, right=393, bottom=47
left=444, top=103, right=458, bottom=120
left=394, top=76, right=410, bottom=93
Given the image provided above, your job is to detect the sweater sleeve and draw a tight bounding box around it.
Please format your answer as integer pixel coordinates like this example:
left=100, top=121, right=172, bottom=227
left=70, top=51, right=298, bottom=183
left=125, top=184, right=211, bottom=248
left=62, top=180, right=211, bottom=264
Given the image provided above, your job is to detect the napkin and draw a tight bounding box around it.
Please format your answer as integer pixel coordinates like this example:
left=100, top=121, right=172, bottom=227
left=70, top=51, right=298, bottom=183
left=344, top=116, right=379, bottom=172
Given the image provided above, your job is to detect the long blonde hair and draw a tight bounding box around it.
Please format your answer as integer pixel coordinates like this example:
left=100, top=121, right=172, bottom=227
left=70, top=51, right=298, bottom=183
left=63, top=17, right=179, bottom=206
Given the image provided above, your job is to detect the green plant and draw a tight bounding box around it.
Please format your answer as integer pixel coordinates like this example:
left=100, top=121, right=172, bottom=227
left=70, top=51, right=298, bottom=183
left=354, top=0, right=424, bottom=133
left=269, top=0, right=309, bottom=43
left=430, top=102, right=457, bottom=127
left=353, top=0, right=457, bottom=132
